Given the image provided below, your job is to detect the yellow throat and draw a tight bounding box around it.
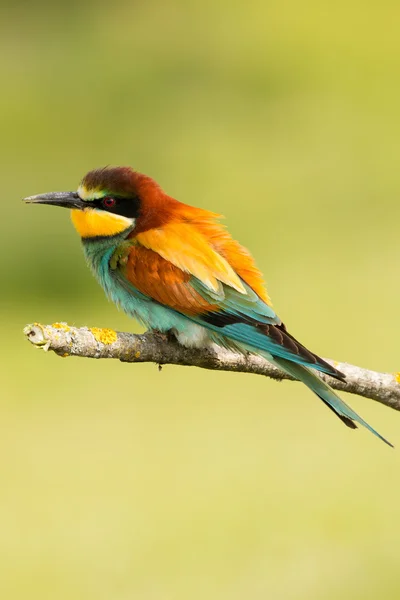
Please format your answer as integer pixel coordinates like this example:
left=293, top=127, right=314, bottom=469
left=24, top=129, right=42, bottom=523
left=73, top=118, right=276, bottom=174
left=71, top=209, right=133, bottom=238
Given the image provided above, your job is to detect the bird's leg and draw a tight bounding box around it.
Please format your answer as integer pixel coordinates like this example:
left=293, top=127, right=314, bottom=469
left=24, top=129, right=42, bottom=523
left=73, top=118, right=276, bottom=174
left=145, top=329, right=179, bottom=372
left=147, top=328, right=178, bottom=344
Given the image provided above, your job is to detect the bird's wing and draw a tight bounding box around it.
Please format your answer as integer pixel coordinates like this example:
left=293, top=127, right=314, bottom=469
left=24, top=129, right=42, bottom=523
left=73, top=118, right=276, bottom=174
left=117, top=228, right=340, bottom=378
left=118, top=243, right=219, bottom=316
left=117, top=225, right=391, bottom=446
left=136, top=222, right=247, bottom=295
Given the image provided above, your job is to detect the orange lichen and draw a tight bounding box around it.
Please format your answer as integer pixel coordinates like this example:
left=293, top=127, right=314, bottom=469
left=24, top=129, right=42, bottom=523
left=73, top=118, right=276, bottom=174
left=52, top=322, right=71, bottom=332
left=90, top=327, right=117, bottom=345
left=135, top=351, right=141, bottom=358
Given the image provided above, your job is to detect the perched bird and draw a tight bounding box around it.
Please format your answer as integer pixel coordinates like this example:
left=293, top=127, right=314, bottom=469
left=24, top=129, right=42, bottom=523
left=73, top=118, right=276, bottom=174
left=25, top=166, right=391, bottom=446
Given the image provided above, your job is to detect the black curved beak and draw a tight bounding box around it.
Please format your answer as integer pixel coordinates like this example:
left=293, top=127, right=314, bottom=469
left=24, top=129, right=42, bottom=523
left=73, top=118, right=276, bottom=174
left=23, top=191, right=86, bottom=210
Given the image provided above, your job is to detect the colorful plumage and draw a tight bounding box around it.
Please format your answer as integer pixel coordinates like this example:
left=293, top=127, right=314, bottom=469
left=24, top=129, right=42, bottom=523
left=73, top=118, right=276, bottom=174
left=24, top=166, right=391, bottom=446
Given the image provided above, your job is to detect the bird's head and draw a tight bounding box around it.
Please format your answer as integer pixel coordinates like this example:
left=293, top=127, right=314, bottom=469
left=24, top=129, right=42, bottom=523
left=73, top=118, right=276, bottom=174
left=24, top=166, right=170, bottom=239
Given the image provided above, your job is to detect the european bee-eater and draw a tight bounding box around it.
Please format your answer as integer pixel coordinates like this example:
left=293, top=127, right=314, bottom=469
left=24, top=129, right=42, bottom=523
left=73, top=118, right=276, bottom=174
left=25, top=166, right=391, bottom=446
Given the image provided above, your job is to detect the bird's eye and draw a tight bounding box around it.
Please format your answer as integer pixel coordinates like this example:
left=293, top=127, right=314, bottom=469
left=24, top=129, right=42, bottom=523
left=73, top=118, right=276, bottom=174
left=102, top=197, right=116, bottom=209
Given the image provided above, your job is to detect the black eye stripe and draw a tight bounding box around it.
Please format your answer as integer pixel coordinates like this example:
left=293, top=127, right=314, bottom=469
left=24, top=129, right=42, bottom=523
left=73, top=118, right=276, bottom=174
left=92, top=195, right=140, bottom=219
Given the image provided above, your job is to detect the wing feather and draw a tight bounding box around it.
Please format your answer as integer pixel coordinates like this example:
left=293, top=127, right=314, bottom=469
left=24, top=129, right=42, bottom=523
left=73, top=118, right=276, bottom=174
left=123, top=245, right=218, bottom=315
left=117, top=232, right=343, bottom=379
left=136, top=222, right=247, bottom=295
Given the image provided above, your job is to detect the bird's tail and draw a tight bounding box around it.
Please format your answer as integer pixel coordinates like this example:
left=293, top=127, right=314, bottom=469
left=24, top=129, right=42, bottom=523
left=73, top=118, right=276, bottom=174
left=273, top=357, right=393, bottom=447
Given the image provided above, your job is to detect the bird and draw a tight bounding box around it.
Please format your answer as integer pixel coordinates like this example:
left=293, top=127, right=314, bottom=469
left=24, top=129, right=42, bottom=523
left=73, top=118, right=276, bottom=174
left=24, top=166, right=391, bottom=446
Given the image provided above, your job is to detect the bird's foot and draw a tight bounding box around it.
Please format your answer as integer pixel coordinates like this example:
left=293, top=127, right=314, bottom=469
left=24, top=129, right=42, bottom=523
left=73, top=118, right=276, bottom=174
left=147, top=329, right=177, bottom=344
left=145, top=329, right=177, bottom=372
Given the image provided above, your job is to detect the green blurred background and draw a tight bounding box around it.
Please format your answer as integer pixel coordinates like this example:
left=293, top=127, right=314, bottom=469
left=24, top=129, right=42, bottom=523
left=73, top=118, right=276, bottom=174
left=2, top=1, right=400, bottom=598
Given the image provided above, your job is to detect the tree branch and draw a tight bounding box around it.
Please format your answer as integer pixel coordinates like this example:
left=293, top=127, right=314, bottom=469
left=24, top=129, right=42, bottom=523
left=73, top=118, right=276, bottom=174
left=24, top=322, right=400, bottom=411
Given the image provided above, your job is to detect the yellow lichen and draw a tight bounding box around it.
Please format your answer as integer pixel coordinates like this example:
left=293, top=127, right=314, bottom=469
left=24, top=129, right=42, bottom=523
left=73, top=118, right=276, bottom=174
left=90, top=327, right=117, bottom=345
left=52, top=322, right=71, bottom=332
left=395, top=372, right=400, bottom=384
left=135, top=351, right=141, bottom=358
left=61, top=353, right=69, bottom=358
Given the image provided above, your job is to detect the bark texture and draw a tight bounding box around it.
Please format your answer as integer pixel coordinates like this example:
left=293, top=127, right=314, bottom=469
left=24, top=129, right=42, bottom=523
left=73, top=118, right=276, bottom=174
left=24, top=322, right=400, bottom=411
